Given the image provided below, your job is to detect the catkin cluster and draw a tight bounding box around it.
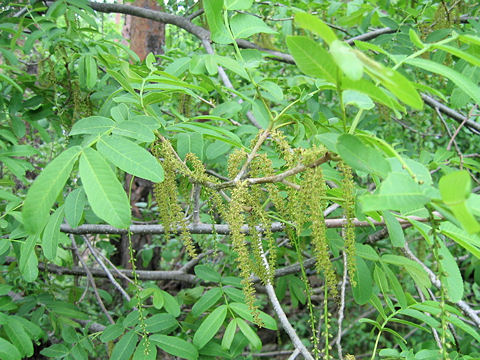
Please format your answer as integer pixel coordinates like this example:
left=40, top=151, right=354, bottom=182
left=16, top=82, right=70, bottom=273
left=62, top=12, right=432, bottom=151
left=339, top=161, right=356, bottom=285
left=152, top=140, right=197, bottom=258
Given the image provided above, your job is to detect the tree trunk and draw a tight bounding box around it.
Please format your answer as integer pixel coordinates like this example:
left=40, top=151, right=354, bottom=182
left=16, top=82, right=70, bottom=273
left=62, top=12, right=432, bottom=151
left=122, top=0, right=165, bottom=60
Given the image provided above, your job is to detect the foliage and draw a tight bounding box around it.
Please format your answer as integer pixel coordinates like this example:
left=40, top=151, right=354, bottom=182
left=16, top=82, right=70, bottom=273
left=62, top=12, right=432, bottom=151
left=1, top=0, right=480, bottom=359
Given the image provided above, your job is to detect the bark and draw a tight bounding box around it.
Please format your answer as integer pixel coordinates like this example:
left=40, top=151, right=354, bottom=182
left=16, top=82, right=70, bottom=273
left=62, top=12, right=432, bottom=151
left=123, top=0, right=165, bottom=60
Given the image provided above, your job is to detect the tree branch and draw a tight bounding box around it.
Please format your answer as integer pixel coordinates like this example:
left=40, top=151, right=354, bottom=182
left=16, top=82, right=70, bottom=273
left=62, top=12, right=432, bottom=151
left=60, top=214, right=433, bottom=235
left=422, top=94, right=480, bottom=134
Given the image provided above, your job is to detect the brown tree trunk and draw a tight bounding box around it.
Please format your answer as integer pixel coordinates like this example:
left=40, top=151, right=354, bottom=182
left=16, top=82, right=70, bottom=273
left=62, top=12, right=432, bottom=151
left=122, top=0, right=165, bottom=60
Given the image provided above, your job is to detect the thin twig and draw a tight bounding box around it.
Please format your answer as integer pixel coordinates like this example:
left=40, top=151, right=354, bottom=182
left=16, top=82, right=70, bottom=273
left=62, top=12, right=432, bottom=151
left=186, top=8, right=203, bottom=21
left=258, top=242, right=314, bottom=360
left=179, top=250, right=214, bottom=272
left=335, top=251, right=348, bottom=360
left=287, top=348, right=300, bottom=360
left=234, top=129, right=270, bottom=182
left=96, top=249, right=134, bottom=284
left=82, top=236, right=131, bottom=302
left=215, top=153, right=333, bottom=189
left=70, top=235, right=114, bottom=324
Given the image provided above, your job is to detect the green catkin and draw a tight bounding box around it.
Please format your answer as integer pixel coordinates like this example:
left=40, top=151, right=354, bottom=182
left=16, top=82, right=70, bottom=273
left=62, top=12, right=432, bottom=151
left=227, top=182, right=262, bottom=326
left=303, top=166, right=338, bottom=298
left=227, top=148, right=247, bottom=178
left=270, top=129, right=295, bottom=166
left=249, top=154, right=277, bottom=283
left=178, top=93, right=192, bottom=118
left=339, top=162, right=356, bottom=286
left=152, top=141, right=197, bottom=258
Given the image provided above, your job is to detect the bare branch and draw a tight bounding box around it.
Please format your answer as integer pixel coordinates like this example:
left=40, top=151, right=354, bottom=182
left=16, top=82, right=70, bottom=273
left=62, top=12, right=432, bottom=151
left=423, top=94, right=480, bottom=134
left=60, top=214, right=434, bottom=235
left=335, top=251, right=348, bottom=360
left=82, top=236, right=131, bottom=302
left=70, top=235, right=114, bottom=324
left=258, top=240, right=314, bottom=359
left=4, top=257, right=197, bottom=284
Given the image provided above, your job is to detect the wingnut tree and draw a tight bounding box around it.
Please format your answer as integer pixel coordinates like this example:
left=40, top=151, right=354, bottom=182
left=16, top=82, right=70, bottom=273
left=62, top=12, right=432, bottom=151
left=1, top=0, right=480, bottom=359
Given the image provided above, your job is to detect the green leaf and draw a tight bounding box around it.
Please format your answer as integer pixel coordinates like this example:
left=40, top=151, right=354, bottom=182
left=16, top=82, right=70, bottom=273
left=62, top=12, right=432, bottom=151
left=435, top=44, right=480, bottom=68
left=357, top=52, right=423, bottom=109
left=42, top=205, right=65, bottom=261
left=133, top=338, right=157, bottom=360
left=204, top=0, right=232, bottom=44
left=23, top=146, right=81, bottom=234
left=342, top=78, right=404, bottom=113
left=439, top=170, right=480, bottom=234
left=236, top=318, right=261, bottom=351
left=0, top=338, right=21, bottom=360
left=447, top=314, right=480, bottom=343
left=168, top=122, right=243, bottom=148
left=286, top=36, right=337, bottom=84
left=438, top=242, right=463, bottom=302
left=221, top=319, right=236, bottom=350
left=113, top=121, right=156, bottom=143
left=150, top=334, right=198, bottom=360
left=214, top=55, right=249, bottom=80
left=194, top=265, right=222, bottom=283
left=65, top=188, right=86, bottom=228
left=439, top=222, right=480, bottom=259
left=193, top=305, right=227, bottom=349
left=206, top=141, right=231, bottom=160
left=70, top=116, right=115, bottom=136
left=79, top=148, right=131, bottom=228
left=382, top=211, right=405, bottom=247
left=110, top=331, right=138, bottom=360
left=225, top=0, right=252, bottom=10
left=153, top=289, right=164, bottom=309
left=4, top=318, right=33, bottom=357
left=48, top=302, right=89, bottom=320
left=336, top=134, right=390, bottom=177
left=0, top=73, right=22, bottom=93
left=352, top=257, right=372, bottom=305
left=40, top=344, right=69, bottom=358
left=360, top=172, right=430, bottom=212
left=192, top=288, right=223, bottom=317
left=160, top=290, right=181, bottom=317
left=100, top=324, right=124, bottom=343
left=405, top=58, right=480, bottom=106
left=381, top=254, right=431, bottom=292
left=142, top=313, right=178, bottom=334
left=342, top=90, right=374, bottom=110
left=229, top=302, right=277, bottom=330
left=400, top=309, right=440, bottom=329
left=176, top=133, right=204, bottom=161
left=19, top=235, right=38, bottom=282
left=383, top=264, right=407, bottom=309
left=330, top=41, right=363, bottom=81
left=409, top=29, right=424, bottom=48
left=230, top=14, right=276, bottom=39
left=106, top=69, right=137, bottom=95
left=97, top=135, right=164, bottom=183
left=294, top=12, right=337, bottom=45
left=356, top=243, right=379, bottom=261
left=85, top=55, right=97, bottom=89
left=258, top=81, right=283, bottom=102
